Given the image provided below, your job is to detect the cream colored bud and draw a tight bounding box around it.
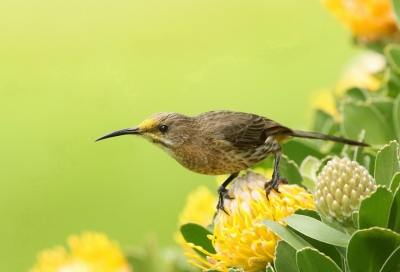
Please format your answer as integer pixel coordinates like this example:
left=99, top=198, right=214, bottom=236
left=314, top=157, right=376, bottom=230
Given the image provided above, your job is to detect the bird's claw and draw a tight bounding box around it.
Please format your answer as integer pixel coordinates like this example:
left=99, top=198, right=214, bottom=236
left=264, top=176, right=287, bottom=200
left=216, top=186, right=233, bottom=215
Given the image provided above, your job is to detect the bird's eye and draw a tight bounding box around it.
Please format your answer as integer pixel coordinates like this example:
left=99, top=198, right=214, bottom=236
left=159, top=125, right=168, bottom=133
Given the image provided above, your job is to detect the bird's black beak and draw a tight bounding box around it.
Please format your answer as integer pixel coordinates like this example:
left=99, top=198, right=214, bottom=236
left=95, top=127, right=141, bottom=142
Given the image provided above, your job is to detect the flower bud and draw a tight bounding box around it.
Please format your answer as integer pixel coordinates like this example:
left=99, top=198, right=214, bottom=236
left=314, top=157, right=376, bottom=231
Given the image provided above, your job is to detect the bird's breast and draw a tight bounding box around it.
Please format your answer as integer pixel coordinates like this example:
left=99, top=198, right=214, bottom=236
left=169, top=135, right=282, bottom=175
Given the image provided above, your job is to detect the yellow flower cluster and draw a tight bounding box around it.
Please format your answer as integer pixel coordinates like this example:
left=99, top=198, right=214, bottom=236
left=30, top=232, right=131, bottom=272
left=186, top=171, right=315, bottom=272
left=322, top=0, right=398, bottom=42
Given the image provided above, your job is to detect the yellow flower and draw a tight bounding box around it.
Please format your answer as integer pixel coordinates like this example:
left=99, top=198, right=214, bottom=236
left=186, top=171, right=315, bottom=272
left=175, top=186, right=218, bottom=250
left=322, top=0, right=399, bottom=43
left=30, top=232, right=131, bottom=272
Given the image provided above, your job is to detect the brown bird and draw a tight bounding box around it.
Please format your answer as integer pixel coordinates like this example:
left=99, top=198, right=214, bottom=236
left=95, top=110, right=368, bottom=213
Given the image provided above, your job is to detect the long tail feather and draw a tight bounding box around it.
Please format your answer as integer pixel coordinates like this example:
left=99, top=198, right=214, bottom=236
left=290, top=130, right=369, bottom=147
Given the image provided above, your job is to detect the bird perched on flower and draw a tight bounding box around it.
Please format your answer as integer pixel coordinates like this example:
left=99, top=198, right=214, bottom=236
left=96, top=110, right=368, bottom=212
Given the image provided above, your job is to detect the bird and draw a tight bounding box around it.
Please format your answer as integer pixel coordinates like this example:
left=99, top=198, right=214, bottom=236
left=95, top=110, right=369, bottom=213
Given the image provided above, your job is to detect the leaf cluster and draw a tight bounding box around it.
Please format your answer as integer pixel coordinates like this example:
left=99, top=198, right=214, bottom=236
left=263, top=141, right=400, bottom=272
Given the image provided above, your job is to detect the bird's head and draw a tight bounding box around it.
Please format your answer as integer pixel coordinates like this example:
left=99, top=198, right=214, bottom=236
left=95, top=112, right=191, bottom=148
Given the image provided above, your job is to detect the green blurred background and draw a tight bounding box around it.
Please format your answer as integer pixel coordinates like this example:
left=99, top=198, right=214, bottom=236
left=0, top=0, right=358, bottom=271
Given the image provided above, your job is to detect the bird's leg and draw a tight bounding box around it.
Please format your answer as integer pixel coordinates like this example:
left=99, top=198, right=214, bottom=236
left=264, top=154, right=287, bottom=199
left=217, top=172, right=239, bottom=214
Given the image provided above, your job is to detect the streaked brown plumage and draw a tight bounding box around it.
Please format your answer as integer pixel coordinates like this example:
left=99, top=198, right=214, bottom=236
left=96, top=110, right=369, bottom=213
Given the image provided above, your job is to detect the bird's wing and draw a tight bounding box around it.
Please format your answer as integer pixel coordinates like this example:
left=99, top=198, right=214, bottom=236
left=199, top=111, right=291, bottom=148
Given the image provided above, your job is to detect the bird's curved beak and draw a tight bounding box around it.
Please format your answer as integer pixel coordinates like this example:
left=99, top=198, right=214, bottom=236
left=95, top=127, right=141, bottom=142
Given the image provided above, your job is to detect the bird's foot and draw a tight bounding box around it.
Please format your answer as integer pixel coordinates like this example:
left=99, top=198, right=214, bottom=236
left=264, top=176, right=287, bottom=200
left=216, top=185, right=233, bottom=215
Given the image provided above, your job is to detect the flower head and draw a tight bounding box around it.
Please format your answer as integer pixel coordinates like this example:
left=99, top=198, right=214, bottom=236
left=30, top=232, right=131, bottom=272
left=322, top=0, right=399, bottom=43
left=314, top=157, right=377, bottom=232
left=186, top=171, right=315, bottom=272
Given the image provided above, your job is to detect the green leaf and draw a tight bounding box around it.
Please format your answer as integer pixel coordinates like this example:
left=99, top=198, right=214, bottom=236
left=296, top=247, right=342, bottom=272
left=374, top=141, right=400, bottom=187
left=394, top=94, right=400, bottom=141
left=384, top=68, right=400, bottom=99
left=279, top=155, right=303, bottom=187
left=294, top=209, right=320, bottom=220
left=299, top=156, right=321, bottom=177
left=347, top=227, right=400, bottom=272
left=343, top=258, right=350, bottom=272
left=299, top=156, right=321, bottom=192
left=352, top=211, right=359, bottom=229
left=360, top=151, right=377, bottom=176
left=281, top=214, right=349, bottom=247
left=319, top=213, right=347, bottom=233
left=384, top=44, right=400, bottom=98
left=180, top=223, right=215, bottom=258
left=341, top=101, right=392, bottom=145
left=335, top=246, right=347, bottom=260
left=275, top=240, right=299, bottom=272
left=282, top=141, right=324, bottom=166
left=372, top=99, right=397, bottom=141
left=390, top=172, right=400, bottom=192
left=344, top=87, right=369, bottom=102
left=262, top=220, right=311, bottom=250
left=313, top=109, right=334, bottom=134
left=388, top=187, right=400, bottom=233
left=266, top=263, right=276, bottom=272
left=291, top=210, right=343, bottom=269
left=358, top=186, right=393, bottom=229
left=392, top=0, right=400, bottom=29
left=385, top=44, right=400, bottom=73
left=380, top=245, right=400, bottom=272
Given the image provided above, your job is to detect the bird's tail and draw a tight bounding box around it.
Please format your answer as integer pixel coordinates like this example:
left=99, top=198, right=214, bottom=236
left=290, top=130, right=369, bottom=147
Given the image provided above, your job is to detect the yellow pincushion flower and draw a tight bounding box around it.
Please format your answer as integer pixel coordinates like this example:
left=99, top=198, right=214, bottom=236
left=322, top=0, right=398, bottom=42
left=30, top=232, right=131, bottom=272
left=186, top=171, right=315, bottom=272
left=175, top=186, right=218, bottom=250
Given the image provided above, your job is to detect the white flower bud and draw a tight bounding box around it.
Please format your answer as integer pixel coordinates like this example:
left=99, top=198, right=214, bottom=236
left=314, top=157, right=376, bottom=230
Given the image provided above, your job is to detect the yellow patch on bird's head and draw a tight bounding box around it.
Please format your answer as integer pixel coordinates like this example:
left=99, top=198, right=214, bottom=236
left=135, top=112, right=189, bottom=149
left=137, top=116, right=165, bottom=143
left=138, top=117, right=159, bottom=132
